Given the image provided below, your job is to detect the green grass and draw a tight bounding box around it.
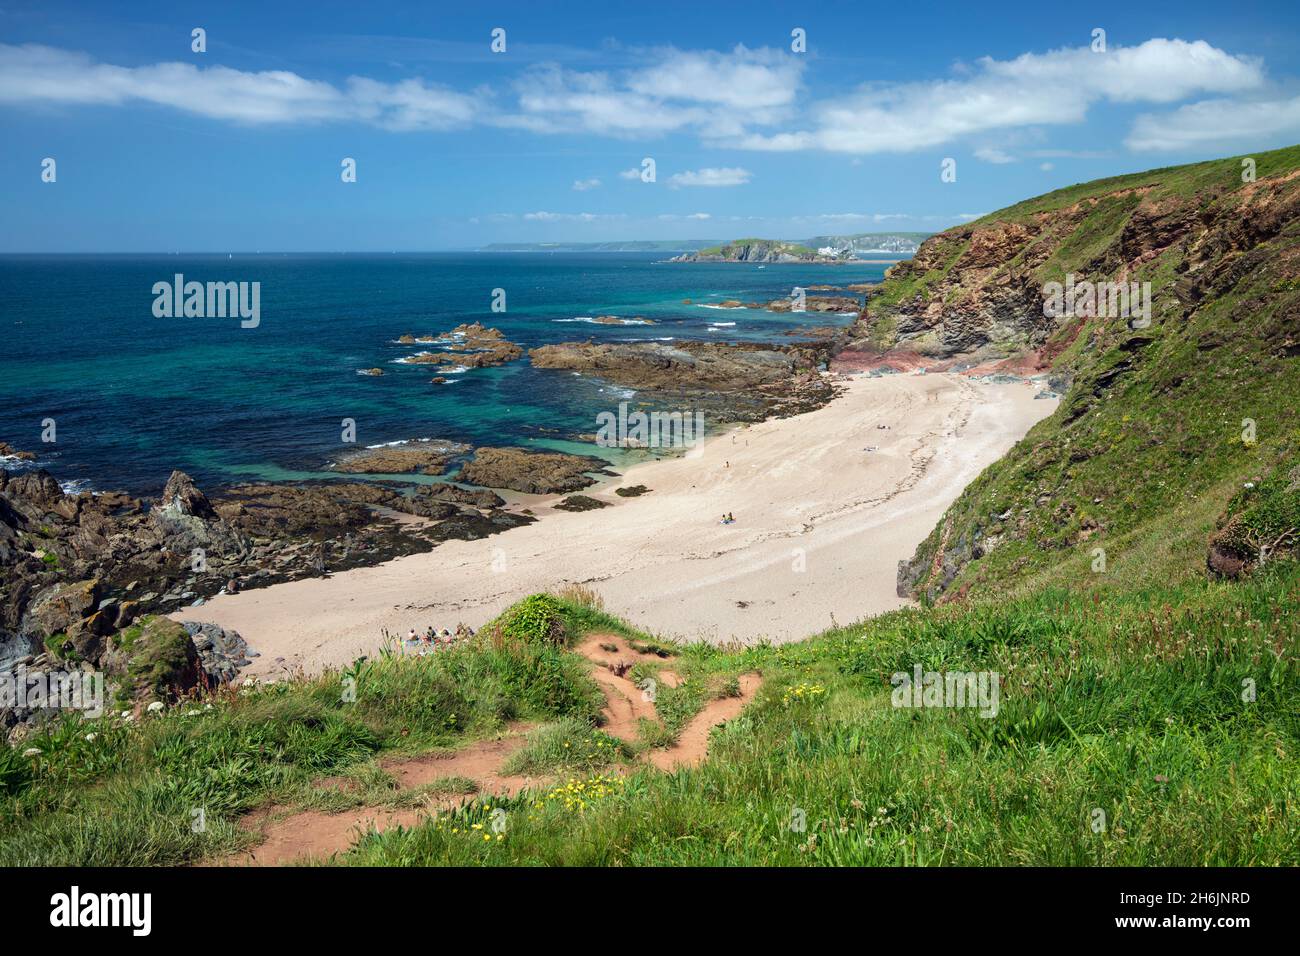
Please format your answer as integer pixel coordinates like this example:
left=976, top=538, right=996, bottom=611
left=501, top=717, right=631, bottom=774
left=0, top=624, right=604, bottom=865
left=335, top=568, right=1298, bottom=866
left=2, top=570, right=1296, bottom=865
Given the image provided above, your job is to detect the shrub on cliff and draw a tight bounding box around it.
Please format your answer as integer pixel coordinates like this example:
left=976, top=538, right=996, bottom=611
left=488, top=594, right=569, bottom=646
left=1208, top=459, right=1300, bottom=577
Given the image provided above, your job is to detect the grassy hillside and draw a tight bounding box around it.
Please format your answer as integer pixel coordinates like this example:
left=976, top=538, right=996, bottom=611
left=864, top=144, right=1300, bottom=600
left=1, top=578, right=1296, bottom=866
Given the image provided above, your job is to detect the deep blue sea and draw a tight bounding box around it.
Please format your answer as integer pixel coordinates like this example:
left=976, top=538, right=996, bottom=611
left=0, top=253, right=890, bottom=495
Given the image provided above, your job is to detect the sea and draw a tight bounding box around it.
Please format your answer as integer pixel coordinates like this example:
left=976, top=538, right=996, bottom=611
left=0, top=253, right=892, bottom=496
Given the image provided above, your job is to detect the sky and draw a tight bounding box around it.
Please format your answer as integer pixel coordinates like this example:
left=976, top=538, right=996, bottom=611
left=2, top=0, right=1300, bottom=251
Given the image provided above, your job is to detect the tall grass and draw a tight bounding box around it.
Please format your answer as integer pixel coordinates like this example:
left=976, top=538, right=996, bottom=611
left=344, top=567, right=1300, bottom=867
left=3, top=565, right=1296, bottom=866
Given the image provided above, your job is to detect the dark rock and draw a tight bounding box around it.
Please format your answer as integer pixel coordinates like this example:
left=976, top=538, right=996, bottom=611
left=158, top=470, right=218, bottom=521
left=329, top=439, right=470, bottom=476
left=458, top=447, right=608, bottom=495
left=181, top=621, right=250, bottom=685
left=554, top=495, right=610, bottom=512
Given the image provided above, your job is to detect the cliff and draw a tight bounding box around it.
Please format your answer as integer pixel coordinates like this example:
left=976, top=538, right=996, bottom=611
left=864, top=144, right=1300, bottom=601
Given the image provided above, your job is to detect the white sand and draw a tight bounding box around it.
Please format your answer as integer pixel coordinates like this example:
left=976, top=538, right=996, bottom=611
left=177, top=373, right=1057, bottom=676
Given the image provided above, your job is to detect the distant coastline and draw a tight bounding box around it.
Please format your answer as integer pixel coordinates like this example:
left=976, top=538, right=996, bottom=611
left=480, top=232, right=928, bottom=256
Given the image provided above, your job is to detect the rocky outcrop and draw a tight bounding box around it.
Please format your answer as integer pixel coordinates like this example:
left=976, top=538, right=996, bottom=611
left=849, top=220, right=1057, bottom=359
left=329, top=440, right=470, bottom=476
left=530, top=340, right=797, bottom=389
left=181, top=621, right=253, bottom=685
left=21, top=578, right=103, bottom=639
left=103, top=616, right=201, bottom=703
left=150, top=470, right=251, bottom=561
left=398, top=323, right=523, bottom=367
left=529, top=339, right=838, bottom=420
left=712, top=294, right=862, bottom=314
left=554, top=495, right=610, bottom=512
left=0, top=462, right=538, bottom=650
left=458, top=447, right=609, bottom=495
left=0, top=442, right=35, bottom=461
left=418, top=483, right=505, bottom=509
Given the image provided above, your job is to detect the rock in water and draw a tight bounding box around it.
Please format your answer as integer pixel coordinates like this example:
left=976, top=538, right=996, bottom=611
left=458, top=447, right=608, bottom=495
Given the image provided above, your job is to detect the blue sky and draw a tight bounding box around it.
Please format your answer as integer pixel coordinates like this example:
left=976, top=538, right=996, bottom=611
left=3, top=0, right=1300, bottom=251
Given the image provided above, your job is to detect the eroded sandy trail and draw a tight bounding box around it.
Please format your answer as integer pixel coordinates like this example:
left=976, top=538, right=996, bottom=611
left=227, top=730, right=541, bottom=866
left=179, top=374, right=1056, bottom=676
left=228, top=632, right=762, bottom=865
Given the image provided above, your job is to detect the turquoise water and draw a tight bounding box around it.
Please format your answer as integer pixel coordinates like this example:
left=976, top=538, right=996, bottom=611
left=0, top=253, right=890, bottom=494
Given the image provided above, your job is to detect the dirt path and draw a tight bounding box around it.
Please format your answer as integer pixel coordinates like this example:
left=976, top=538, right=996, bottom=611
left=227, top=632, right=761, bottom=865
left=224, top=730, right=540, bottom=866
left=646, top=673, right=763, bottom=772
left=577, top=633, right=675, bottom=739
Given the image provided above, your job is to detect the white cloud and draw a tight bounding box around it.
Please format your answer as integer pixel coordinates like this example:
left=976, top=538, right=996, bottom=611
left=667, top=166, right=751, bottom=188
left=735, top=39, right=1263, bottom=154
left=618, top=168, right=643, bottom=179
left=507, top=45, right=803, bottom=138
left=658, top=212, right=712, bottom=220
left=627, top=46, right=800, bottom=111
left=0, top=42, right=479, bottom=128
left=572, top=177, right=602, bottom=191
left=0, top=36, right=1276, bottom=162
left=975, top=147, right=1016, bottom=164
left=521, top=211, right=625, bottom=222
left=1040, top=162, right=1055, bottom=171
left=1126, top=94, right=1300, bottom=151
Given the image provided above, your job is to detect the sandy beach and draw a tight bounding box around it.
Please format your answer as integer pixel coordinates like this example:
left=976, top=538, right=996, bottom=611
left=178, top=372, right=1057, bottom=677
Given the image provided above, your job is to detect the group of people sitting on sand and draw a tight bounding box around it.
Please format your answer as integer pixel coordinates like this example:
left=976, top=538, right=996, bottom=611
left=404, top=623, right=475, bottom=654
left=719, top=512, right=736, bottom=525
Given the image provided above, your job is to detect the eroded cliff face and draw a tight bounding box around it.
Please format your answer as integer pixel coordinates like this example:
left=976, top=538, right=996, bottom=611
left=850, top=169, right=1300, bottom=366
left=861, top=146, right=1300, bottom=602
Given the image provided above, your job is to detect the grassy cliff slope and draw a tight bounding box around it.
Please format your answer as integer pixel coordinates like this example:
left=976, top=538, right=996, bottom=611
left=856, top=145, right=1300, bottom=601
